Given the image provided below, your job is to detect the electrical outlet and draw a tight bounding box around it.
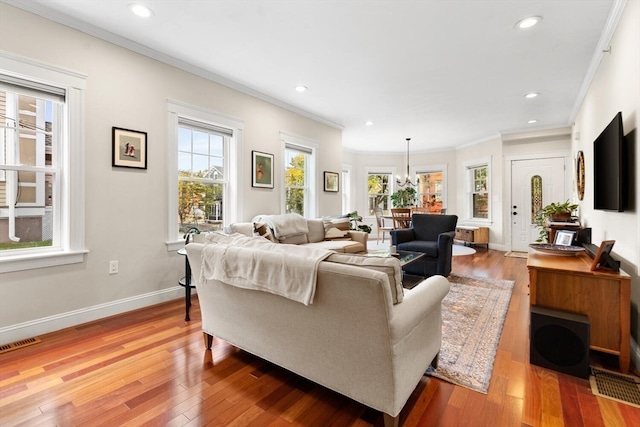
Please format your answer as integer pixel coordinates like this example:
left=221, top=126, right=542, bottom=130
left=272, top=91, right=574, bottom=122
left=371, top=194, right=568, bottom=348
left=109, top=260, right=119, bottom=275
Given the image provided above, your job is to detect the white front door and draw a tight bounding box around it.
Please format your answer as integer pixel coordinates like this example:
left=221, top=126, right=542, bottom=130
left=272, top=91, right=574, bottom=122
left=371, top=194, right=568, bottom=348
left=510, top=157, right=566, bottom=252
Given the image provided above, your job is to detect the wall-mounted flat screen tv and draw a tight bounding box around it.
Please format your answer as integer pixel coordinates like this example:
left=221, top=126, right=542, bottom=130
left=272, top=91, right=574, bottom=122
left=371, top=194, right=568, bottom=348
left=593, top=111, right=626, bottom=211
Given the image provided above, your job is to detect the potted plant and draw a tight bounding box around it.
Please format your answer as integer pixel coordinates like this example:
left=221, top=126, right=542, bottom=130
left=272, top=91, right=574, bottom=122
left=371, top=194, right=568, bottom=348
left=390, top=187, right=416, bottom=208
left=534, top=200, right=579, bottom=242
left=348, top=211, right=372, bottom=234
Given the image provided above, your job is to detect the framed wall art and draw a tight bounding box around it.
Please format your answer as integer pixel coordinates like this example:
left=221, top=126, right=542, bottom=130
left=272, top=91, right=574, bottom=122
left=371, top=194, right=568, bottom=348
left=324, top=171, right=339, bottom=192
left=252, top=150, right=274, bottom=188
left=112, top=127, right=147, bottom=169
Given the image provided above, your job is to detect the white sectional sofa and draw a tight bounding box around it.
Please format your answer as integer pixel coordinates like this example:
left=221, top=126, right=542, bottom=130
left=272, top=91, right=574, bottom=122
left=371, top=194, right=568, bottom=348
left=186, top=233, right=450, bottom=426
left=228, top=213, right=368, bottom=253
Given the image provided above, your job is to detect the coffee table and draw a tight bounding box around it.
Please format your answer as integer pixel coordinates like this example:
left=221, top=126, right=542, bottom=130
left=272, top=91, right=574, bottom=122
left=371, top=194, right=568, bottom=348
left=367, top=249, right=426, bottom=289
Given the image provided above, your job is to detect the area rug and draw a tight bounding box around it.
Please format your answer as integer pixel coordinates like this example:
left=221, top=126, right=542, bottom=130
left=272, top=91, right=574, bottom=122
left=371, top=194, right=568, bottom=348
left=504, top=251, right=528, bottom=258
left=426, top=274, right=514, bottom=393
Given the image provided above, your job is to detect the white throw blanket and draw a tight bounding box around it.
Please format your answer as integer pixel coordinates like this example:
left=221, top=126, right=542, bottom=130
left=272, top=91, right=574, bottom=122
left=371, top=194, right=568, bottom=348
left=200, top=233, right=331, bottom=305
left=252, top=213, right=309, bottom=239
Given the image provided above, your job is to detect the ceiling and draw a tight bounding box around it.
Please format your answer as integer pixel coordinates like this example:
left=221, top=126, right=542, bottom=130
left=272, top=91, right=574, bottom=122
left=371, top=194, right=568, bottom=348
left=7, top=0, right=617, bottom=153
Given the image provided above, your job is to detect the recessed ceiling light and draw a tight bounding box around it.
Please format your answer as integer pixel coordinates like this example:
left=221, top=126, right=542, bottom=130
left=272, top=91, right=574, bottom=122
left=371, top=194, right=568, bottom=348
left=524, top=92, right=539, bottom=99
left=365, top=121, right=374, bottom=126
left=528, top=119, right=538, bottom=124
left=129, top=4, right=153, bottom=18
left=295, top=85, right=308, bottom=92
left=515, top=16, right=542, bottom=29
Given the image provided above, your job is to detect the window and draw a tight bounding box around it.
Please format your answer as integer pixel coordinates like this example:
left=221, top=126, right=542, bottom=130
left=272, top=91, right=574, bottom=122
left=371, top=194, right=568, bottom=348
left=342, top=165, right=351, bottom=213
left=0, top=53, right=86, bottom=272
left=167, top=100, right=243, bottom=251
left=465, top=157, right=491, bottom=221
left=415, top=165, right=447, bottom=213
left=178, top=119, right=228, bottom=235
left=367, top=172, right=392, bottom=215
left=281, top=133, right=317, bottom=217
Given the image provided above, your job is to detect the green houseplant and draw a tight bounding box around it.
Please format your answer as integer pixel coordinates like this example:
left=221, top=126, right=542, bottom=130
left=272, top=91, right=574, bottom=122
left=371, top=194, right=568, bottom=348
left=534, top=200, right=579, bottom=242
left=390, top=187, right=416, bottom=208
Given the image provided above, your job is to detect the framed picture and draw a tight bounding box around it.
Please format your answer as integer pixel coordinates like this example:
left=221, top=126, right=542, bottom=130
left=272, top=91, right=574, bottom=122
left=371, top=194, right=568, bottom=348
left=590, top=240, right=616, bottom=271
left=324, top=171, right=339, bottom=192
left=112, top=127, right=147, bottom=169
left=252, top=150, right=274, bottom=188
left=553, top=230, right=576, bottom=246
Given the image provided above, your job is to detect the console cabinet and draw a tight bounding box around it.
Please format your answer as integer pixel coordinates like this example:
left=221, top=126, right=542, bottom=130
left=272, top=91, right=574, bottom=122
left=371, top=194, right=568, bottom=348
left=527, top=251, right=630, bottom=372
left=455, top=226, right=489, bottom=248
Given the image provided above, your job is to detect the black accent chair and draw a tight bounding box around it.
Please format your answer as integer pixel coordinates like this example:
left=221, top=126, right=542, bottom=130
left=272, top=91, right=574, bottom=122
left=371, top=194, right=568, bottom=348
left=391, top=214, right=458, bottom=278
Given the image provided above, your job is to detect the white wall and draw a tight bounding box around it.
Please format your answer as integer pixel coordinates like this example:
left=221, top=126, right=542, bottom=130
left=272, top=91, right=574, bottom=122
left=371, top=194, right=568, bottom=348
left=0, top=4, right=342, bottom=343
left=572, top=0, right=640, bottom=347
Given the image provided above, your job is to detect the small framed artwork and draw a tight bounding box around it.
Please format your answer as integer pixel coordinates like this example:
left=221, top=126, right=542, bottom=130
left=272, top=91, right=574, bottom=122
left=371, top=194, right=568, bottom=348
left=590, top=240, right=616, bottom=271
left=324, top=171, right=339, bottom=192
left=112, top=127, right=147, bottom=169
left=554, top=230, right=576, bottom=246
left=252, top=150, right=274, bottom=188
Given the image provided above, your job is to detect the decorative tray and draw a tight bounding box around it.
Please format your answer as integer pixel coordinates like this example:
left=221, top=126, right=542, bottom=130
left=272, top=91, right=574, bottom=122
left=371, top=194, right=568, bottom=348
left=529, top=243, right=585, bottom=256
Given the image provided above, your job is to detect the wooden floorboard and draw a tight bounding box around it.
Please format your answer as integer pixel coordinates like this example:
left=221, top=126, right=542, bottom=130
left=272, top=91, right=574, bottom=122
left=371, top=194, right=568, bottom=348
left=1, top=249, right=639, bottom=426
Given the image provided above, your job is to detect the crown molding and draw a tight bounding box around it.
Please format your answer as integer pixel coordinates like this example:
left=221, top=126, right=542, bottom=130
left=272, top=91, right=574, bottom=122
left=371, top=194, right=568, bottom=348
left=2, top=0, right=344, bottom=131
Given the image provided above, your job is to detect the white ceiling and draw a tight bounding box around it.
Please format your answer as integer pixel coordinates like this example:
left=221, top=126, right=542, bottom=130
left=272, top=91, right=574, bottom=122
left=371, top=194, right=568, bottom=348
left=7, top=0, right=618, bottom=152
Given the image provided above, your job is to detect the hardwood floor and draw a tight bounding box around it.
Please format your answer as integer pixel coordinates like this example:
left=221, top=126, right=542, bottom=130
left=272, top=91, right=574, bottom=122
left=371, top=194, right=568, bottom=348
left=2, top=249, right=639, bottom=426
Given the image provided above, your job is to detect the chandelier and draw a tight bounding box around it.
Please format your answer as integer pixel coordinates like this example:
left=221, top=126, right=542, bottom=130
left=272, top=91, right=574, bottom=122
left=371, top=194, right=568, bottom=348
left=396, top=138, right=419, bottom=188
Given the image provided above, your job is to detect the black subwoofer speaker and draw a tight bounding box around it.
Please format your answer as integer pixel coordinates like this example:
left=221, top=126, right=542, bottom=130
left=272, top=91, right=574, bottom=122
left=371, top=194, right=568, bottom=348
left=530, top=305, right=590, bottom=378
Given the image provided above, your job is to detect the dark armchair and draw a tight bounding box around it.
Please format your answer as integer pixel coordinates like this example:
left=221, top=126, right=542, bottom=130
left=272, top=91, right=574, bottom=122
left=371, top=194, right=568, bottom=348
left=390, top=214, right=458, bottom=277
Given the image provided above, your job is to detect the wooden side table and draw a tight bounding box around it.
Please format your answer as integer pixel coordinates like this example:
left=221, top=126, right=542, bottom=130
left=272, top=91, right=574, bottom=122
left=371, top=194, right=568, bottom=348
left=527, top=251, right=630, bottom=372
left=455, top=226, right=489, bottom=249
left=177, top=248, right=196, bottom=321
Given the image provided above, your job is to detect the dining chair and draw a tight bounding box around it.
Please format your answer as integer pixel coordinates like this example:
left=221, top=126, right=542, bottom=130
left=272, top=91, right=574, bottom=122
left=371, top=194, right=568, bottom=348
left=390, top=208, right=412, bottom=229
left=411, top=207, right=431, bottom=215
left=374, top=207, right=393, bottom=243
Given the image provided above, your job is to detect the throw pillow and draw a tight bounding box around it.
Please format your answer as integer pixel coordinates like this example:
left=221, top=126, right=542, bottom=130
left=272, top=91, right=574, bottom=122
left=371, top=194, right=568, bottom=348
left=324, top=227, right=349, bottom=240
left=253, top=222, right=275, bottom=242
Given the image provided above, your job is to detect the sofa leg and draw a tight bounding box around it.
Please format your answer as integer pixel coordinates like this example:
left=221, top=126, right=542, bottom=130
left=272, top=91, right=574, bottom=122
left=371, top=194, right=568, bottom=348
left=383, top=413, right=399, bottom=427
left=203, top=332, right=213, bottom=350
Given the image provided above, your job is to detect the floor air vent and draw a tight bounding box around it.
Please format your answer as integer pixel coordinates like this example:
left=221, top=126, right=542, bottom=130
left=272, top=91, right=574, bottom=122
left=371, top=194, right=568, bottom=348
left=0, top=337, right=41, bottom=354
left=590, top=367, right=640, bottom=408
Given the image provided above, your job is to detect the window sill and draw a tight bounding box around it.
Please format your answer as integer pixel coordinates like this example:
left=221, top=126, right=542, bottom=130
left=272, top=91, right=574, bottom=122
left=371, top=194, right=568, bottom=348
left=0, top=249, right=89, bottom=273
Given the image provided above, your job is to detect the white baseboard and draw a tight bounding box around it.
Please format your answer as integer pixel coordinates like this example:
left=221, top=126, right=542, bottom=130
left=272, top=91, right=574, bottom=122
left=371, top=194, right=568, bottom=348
left=0, top=286, right=185, bottom=345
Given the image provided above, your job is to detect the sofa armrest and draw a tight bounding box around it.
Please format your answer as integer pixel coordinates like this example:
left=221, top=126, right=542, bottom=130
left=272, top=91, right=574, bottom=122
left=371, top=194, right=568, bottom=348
left=391, top=228, right=416, bottom=245
left=437, top=230, right=455, bottom=249
left=346, top=230, right=368, bottom=248
left=390, top=275, right=450, bottom=339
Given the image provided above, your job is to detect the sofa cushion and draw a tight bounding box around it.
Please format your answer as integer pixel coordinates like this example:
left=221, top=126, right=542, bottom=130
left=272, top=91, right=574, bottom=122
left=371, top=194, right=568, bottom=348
left=303, top=240, right=364, bottom=254
left=325, top=253, right=404, bottom=303
left=279, top=233, right=309, bottom=245
left=323, top=217, right=350, bottom=233
left=228, top=222, right=254, bottom=237
left=306, top=218, right=326, bottom=243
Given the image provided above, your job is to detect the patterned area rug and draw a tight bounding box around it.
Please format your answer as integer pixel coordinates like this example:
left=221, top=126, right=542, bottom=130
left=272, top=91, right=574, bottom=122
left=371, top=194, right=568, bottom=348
left=427, top=274, right=515, bottom=393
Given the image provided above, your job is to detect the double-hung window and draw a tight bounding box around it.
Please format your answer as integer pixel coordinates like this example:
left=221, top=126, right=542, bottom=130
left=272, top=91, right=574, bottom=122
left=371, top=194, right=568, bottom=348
left=465, top=157, right=491, bottom=221
left=177, top=119, right=228, bottom=234
left=282, top=133, right=317, bottom=217
left=416, top=165, right=447, bottom=213
left=0, top=53, right=86, bottom=272
left=367, top=171, right=392, bottom=215
left=167, top=100, right=242, bottom=251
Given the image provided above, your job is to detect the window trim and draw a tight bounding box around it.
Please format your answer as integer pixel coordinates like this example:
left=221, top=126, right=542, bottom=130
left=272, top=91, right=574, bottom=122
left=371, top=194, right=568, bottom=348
left=167, top=99, right=243, bottom=252
left=280, top=132, right=318, bottom=218
left=463, top=156, right=492, bottom=223
left=0, top=52, right=87, bottom=273
left=342, top=164, right=352, bottom=213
